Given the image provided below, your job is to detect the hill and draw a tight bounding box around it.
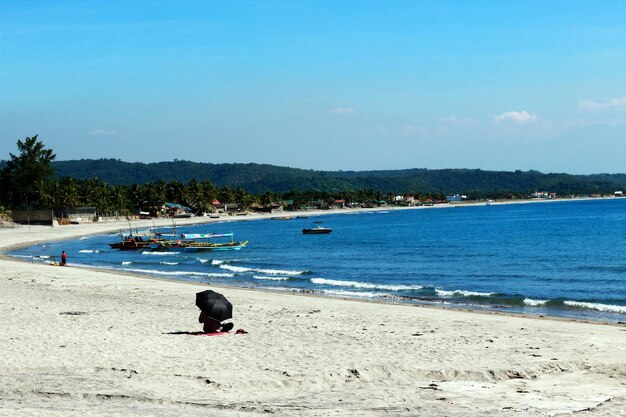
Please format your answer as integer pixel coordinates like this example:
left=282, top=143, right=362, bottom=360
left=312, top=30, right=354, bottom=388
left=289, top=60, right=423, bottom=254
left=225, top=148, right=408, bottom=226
left=35, top=159, right=626, bottom=196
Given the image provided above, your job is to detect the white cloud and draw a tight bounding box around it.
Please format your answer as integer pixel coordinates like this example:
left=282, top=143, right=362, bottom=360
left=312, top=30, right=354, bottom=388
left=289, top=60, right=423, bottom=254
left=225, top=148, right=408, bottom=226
left=438, top=116, right=472, bottom=125
left=89, top=129, right=118, bottom=136
left=332, top=107, right=355, bottom=114
left=494, top=110, right=539, bottom=124
left=578, top=97, right=626, bottom=112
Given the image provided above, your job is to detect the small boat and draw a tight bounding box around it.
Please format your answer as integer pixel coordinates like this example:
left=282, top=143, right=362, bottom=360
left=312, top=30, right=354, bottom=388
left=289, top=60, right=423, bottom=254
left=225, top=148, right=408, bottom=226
left=109, top=235, right=152, bottom=250
left=155, top=233, right=248, bottom=252
left=302, top=222, right=333, bottom=234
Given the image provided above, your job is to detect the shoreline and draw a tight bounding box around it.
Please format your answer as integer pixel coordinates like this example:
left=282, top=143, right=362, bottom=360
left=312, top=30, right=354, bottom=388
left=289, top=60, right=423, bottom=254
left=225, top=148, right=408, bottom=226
left=2, top=196, right=625, bottom=326
left=1, top=198, right=625, bottom=415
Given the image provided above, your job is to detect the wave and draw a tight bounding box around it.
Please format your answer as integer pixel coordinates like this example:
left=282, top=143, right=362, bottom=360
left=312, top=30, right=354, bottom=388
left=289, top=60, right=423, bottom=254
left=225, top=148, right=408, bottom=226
left=219, top=264, right=307, bottom=276
left=253, top=275, right=290, bottom=281
left=323, top=289, right=388, bottom=299
left=435, top=289, right=494, bottom=297
left=121, top=261, right=133, bottom=265
left=79, top=249, right=100, bottom=254
left=118, top=267, right=233, bottom=278
left=563, top=300, right=626, bottom=313
left=523, top=298, right=548, bottom=306
left=211, top=259, right=226, bottom=265
left=310, top=278, right=423, bottom=291
left=160, top=261, right=179, bottom=265
left=197, top=258, right=210, bottom=263
left=141, top=251, right=177, bottom=256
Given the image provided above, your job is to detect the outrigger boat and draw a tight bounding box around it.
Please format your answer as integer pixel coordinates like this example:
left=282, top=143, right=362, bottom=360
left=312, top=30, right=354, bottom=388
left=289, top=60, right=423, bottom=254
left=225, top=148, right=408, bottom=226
left=109, top=235, right=153, bottom=250
left=153, top=233, right=248, bottom=251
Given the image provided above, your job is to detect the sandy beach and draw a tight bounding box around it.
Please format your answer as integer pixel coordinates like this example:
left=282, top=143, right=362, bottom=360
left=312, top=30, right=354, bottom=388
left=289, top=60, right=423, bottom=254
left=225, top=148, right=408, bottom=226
left=1, top=210, right=625, bottom=416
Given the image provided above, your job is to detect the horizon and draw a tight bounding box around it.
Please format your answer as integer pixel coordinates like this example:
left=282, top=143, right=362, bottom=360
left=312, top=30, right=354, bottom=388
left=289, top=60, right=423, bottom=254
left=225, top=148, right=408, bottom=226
left=1, top=1, right=625, bottom=174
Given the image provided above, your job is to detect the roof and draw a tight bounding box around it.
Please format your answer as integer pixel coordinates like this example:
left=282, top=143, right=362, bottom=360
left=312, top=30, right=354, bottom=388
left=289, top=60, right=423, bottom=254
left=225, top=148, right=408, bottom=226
left=164, top=202, right=192, bottom=211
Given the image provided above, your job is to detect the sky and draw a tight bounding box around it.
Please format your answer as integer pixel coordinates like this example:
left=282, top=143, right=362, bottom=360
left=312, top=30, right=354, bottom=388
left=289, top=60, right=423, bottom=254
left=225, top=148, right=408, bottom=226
left=1, top=1, right=626, bottom=174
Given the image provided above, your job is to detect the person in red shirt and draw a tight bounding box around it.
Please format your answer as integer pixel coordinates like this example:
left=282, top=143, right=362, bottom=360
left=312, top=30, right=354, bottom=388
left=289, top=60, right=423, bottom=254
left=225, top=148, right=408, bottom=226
left=60, top=251, right=67, bottom=266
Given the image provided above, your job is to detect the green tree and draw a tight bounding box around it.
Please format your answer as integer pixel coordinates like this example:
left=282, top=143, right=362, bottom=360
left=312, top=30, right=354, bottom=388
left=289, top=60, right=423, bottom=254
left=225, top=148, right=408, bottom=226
left=0, top=135, right=56, bottom=209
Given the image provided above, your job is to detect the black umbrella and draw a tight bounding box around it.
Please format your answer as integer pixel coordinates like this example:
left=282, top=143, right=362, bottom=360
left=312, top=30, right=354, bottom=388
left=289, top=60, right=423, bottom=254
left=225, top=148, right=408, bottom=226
left=195, top=290, right=233, bottom=322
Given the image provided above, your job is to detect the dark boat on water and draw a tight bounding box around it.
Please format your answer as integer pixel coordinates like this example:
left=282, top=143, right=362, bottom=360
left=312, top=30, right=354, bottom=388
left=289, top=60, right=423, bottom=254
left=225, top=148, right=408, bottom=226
left=109, top=235, right=152, bottom=250
left=302, top=222, right=333, bottom=234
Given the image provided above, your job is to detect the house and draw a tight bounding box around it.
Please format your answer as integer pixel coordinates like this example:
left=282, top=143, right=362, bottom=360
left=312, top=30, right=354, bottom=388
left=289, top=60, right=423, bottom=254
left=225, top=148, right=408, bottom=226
left=446, top=194, right=466, bottom=203
left=614, top=191, right=624, bottom=197
left=163, top=202, right=192, bottom=217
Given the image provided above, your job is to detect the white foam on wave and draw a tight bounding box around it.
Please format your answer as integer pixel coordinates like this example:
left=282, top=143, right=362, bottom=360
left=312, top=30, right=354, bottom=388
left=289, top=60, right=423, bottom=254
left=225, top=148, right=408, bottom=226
left=219, top=264, right=253, bottom=273
left=211, top=259, right=225, bottom=265
left=141, top=251, right=176, bottom=256
left=324, top=289, right=387, bottom=299
left=219, top=264, right=305, bottom=276
left=564, top=300, right=626, bottom=313
left=258, top=268, right=305, bottom=276
left=13, top=254, right=36, bottom=259
left=160, top=261, right=179, bottom=265
left=523, top=298, right=547, bottom=306
left=436, top=289, right=494, bottom=297
left=79, top=249, right=100, bottom=254
left=79, top=236, right=90, bottom=240
left=311, top=278, right=423, bottom=291
left=253, top=275, right=290, bottom=281
left=197, top=258, right=210, bottom=263
left=119, top=267, right=233, bottom=278
left=121, top=261, right=133, bottom=265
left=37, top=255, right=51, bottom=259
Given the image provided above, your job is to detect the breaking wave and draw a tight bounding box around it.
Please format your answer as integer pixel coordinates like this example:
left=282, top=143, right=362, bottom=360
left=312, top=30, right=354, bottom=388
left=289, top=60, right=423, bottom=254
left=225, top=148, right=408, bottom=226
left=310, top=278, right=423, bottom=291
left=523, top=298, right=547, bottom=306
left=119, top=267, right=234, bottom=278
left=253, top=275, right=290, bottom=281
left=219, top=264, right=307, bottom=276
left=563, top=300, right=626, bottom=313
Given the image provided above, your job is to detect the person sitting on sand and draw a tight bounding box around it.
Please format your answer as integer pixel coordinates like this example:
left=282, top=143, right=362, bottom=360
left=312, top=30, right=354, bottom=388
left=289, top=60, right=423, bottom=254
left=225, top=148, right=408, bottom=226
left=198, top=311, right=233, bottom=333
left=60, top=251, right=67, bottom=266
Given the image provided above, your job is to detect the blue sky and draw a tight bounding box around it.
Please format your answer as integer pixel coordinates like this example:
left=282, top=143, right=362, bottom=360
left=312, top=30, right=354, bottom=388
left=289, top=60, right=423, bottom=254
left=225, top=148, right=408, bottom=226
left=1, top=1, right=625, bottom=173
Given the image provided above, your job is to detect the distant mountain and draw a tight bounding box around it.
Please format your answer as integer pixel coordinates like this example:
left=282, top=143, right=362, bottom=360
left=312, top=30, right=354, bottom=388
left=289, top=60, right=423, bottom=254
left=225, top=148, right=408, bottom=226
left=35, top=158, right=626, bottom=196
left=0, top=158, right=623, bottom=195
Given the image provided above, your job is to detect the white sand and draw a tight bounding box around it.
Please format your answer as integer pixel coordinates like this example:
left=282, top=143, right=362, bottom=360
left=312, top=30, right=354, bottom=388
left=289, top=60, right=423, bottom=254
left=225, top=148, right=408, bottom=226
left=1, top=212, right=625, bottom=416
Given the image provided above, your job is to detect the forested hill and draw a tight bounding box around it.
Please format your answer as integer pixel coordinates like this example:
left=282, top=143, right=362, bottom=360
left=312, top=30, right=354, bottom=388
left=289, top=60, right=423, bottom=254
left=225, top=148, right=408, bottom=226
left=6, top=158, right=626, bottom=196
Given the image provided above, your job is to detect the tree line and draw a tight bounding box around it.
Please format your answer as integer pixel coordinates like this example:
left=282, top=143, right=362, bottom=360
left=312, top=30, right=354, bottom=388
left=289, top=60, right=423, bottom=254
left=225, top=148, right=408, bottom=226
left=1, top=136, right=447, bottom=216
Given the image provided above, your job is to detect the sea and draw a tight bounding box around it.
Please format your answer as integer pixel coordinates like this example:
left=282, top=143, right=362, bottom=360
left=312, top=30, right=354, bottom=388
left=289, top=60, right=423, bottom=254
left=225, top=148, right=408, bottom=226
left=9, top=198, right=626, bottom=323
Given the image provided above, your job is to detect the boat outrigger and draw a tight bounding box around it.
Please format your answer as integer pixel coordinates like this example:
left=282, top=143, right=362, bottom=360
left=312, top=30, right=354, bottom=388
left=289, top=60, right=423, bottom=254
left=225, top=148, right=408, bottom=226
left=153, top=233, right=248, bottom=251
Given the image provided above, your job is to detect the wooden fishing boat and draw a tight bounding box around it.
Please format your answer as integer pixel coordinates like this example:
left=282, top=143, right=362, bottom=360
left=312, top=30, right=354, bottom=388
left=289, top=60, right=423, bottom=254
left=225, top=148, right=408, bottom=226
left=109, top=235, right=152, bottom=250
left=154, top=233, right=248, bottom=252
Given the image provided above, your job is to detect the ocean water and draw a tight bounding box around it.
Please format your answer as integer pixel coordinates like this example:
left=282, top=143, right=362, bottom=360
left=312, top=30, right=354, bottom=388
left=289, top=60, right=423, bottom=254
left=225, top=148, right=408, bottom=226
left=10, top=199, right=626, bottom=322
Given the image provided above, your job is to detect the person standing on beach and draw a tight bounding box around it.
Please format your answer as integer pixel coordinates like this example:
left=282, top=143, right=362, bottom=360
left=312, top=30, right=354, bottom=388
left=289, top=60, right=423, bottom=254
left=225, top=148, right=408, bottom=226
left=60, top=251, right=67, bottom=266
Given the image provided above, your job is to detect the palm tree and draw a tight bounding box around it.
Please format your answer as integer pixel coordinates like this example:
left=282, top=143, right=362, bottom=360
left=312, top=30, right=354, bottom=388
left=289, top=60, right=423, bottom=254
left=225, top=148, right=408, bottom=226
left=58, top=177, right=81, bottom=210
left=110, top=185, right=130, bottom=216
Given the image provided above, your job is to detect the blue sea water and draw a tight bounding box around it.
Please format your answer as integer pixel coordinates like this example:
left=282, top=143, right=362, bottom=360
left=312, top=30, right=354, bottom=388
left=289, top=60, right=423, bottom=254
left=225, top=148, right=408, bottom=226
left=9, top=199, right=626, bottom=322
